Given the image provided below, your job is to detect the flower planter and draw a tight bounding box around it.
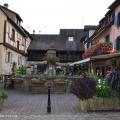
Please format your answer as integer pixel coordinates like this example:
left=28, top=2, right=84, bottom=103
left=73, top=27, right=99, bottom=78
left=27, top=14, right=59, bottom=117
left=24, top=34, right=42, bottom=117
left=0, top=98, right=4, bottom=111
left=53, top=80, right=68, bottom=93
left=54, top=80, right=68, bottom=85
left=14, top=78, right=23, bottom=84
left=80, top=97, right=120, bottom=112
left=5, top=79, right=11, bottom=85
left=32, top=80, right=45, bottom=85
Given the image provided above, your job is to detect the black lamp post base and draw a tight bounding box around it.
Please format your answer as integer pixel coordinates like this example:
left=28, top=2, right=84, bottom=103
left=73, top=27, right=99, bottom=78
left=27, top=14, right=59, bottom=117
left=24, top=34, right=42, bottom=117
left=47, top=106, right=51, bottom=113
left=47, top=86, right=51, bottom=113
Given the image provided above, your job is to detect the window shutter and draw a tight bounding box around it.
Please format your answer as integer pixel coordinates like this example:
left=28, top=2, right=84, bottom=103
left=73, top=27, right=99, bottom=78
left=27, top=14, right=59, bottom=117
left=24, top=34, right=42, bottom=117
left=5, top=52, right=8, bottom=63
left=116, top=37, right=120, bottom=51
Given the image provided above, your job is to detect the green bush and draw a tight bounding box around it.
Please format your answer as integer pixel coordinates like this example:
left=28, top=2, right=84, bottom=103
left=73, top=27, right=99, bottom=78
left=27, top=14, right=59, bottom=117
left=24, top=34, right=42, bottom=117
left=0, top=89, right=8, bottom=99
left=37, top=73, right=45, bottom=81
left=16, top=66, right=27, bottom=77
left=71, top=77, right=96, bottom=100
left=90, top=73, right=118, bottom=98
left=43, top=54, right=59, bottom=65
left=57, top=74, right=65, bottom=80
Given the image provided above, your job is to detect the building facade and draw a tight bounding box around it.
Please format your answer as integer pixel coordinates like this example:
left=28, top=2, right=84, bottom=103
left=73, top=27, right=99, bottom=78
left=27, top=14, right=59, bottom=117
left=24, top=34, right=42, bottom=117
left=0, top=4, right=31, bottom=75
left=81, top=0, right=120, bottom=75
left=28, top=29, right=85, bottom=73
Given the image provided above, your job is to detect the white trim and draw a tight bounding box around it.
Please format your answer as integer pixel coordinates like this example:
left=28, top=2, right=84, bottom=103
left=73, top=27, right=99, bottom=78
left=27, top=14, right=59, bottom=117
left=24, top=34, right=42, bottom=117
left=70, top=58, right=90, bottom=66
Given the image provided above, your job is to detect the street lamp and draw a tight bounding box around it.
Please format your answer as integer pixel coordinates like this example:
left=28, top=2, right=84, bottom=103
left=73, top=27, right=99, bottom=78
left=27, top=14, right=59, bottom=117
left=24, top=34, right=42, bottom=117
left=47, top=85, right=51, bottom=113
left=45, top=80, right=53, bottom=113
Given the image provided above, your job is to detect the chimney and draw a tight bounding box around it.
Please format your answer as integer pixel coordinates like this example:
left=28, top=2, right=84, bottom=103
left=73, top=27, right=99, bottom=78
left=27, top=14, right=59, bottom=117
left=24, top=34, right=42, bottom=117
left=33, top=30, right=35, bottom=34
left=4, top=3, right=9, bottom=8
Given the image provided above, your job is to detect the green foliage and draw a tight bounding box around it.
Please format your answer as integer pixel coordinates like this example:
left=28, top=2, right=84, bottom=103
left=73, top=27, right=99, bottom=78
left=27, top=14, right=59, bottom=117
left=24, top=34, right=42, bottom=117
left=57, top=74, right=65, bottom=80
left=90, top=73, right=118, bottom=98
left=44, top=54, right=59, bottom=65
left=71, top=77, right=96, bottom=100
left=73, top=65, right=87, bottom=76
left=0, top=89, right=8, bottom=99
left=16, top=66, right=27, bottom=77
left=37, top=73, right=45, bottom=81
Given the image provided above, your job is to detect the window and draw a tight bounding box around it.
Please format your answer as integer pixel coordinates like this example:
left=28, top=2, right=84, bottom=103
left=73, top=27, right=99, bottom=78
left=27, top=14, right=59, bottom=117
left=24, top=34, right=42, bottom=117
left=116, top=36, right=120, bottom=51
left=17, top=41, right=19, bottom=50
left=11, top=29, right=15, bottom=41
left=105, top=35, right=110, bottom=43
left=68, top=36, right=74, bottom=42
left=18, top=56, right=22, bottom=65
left=117, top=12, right=120, bottom=27
left=5, top=52, right=12, bottom=63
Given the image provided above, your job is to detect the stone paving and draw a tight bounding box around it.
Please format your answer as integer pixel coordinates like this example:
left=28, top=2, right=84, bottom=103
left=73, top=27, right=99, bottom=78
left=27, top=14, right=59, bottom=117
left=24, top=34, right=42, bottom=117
left=0, top=91, right=120, bottom=120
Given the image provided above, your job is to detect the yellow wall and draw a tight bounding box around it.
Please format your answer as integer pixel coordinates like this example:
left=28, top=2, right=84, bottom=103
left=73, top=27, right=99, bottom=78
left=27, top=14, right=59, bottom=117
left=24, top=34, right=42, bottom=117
left=0, top=9, right=7, bottom=43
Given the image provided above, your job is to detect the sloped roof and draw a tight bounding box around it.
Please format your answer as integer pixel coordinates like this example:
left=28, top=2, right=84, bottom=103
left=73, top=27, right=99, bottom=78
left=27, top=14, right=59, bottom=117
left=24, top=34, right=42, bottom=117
left=84, top=25, right=97, bottom=30
left=0, top=5, right=31, bottom=38
left=108, top=0, right=120, bottom=10
left=0, top=5, right=22, bottom=21
left=28, top=29, right=85, bottom=51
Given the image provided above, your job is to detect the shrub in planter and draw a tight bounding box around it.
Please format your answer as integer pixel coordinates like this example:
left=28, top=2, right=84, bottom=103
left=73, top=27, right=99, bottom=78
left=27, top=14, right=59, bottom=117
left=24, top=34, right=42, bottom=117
left=16, top=66, right=27, bottom=78
left=70, top=77, right=96, bottom=111
left=89, top=74, right=120, bottom=111
left=90, top=73, right=115, bottom=98
left=43, top=54, right=59, bottom=65
left=32, top=73, right=45, bottom=85
left=55, top=74, right=66, bottom=84
left=15, top=66, right=27, bottom=84
left=71, top=77, right=96, bottom=100
left=37, top=73, right=45, bottom=81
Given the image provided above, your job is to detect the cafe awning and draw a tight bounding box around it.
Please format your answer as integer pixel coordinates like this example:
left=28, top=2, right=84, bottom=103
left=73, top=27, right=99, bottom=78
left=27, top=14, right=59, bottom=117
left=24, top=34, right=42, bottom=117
left=70, top=53, right=120, bottom=66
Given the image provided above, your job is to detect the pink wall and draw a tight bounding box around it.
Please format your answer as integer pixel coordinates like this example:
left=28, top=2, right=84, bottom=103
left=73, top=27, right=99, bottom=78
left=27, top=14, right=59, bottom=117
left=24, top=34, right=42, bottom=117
left=110, top=5, right=120, bottom=50
left=92, top=28, right=110, bottom=45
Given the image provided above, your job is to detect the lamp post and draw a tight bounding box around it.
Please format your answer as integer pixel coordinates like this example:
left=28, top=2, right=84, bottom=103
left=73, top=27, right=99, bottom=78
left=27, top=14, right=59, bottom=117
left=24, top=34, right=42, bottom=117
left=47, top=85, right=51, bottom=113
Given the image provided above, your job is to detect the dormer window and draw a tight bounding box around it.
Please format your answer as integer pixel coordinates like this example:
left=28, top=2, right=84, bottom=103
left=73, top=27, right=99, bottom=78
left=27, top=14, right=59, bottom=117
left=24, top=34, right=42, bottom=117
left=68, top=36, right=74, bottom=42
left=17, top=19, right=21, bottom=26
left=116, top=12, right=120, bottom=27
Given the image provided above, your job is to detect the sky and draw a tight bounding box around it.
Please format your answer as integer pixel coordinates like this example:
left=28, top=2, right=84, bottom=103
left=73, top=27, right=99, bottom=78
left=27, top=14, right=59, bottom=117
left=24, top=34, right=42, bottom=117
left=0, top=0, right=115, bottom=34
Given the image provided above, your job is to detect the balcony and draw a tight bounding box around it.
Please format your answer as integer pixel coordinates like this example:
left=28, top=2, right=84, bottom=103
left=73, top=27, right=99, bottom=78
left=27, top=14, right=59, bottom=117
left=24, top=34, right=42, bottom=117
left=82, top=42, right=113, bottom=59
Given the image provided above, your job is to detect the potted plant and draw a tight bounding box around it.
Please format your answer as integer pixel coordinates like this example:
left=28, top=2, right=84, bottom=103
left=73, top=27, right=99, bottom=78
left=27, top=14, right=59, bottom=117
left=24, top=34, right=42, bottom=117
left=0, top=89, right=8, bottom=110
left=89, top=73, right=120, bottom=111
left=15, top=66, right=27, bottom=83
left=32, top=73, right=45, bottom=85
left=44, top=54, right=59, bottom=65
left=54, top=74, right=67, bottom=85
left=70, top=76, right=96, bottom=112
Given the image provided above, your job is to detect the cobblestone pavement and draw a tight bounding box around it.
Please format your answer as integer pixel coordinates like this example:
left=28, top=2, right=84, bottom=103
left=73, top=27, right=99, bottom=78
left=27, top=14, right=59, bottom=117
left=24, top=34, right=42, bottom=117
left=0, top=91, right=120, bottom=120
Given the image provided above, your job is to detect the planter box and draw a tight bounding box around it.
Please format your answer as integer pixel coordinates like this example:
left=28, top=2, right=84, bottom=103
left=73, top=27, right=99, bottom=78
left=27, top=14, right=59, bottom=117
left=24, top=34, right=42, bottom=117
left=14, top=78, right=23, bottom=84
left=0, top=98, right=4, bottom=111
left=53, top=80, right=68, bottom=93
left=80, top=97, right=120, bottom=112
left=32, top=80, right=45, bottom=85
